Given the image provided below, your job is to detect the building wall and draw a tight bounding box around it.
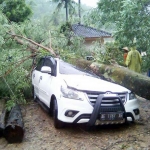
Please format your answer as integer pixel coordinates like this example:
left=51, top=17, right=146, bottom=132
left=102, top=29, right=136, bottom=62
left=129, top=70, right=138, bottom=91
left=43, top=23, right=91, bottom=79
left=85, top=37, right=113, bottom=43
left=83, top=37, right=114, bottom=50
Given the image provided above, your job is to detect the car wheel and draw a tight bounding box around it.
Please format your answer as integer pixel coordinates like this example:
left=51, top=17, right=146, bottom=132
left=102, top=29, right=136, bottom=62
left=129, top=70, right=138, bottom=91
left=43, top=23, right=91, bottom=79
left=53, top=99, right=65, bottom=129
left=32, top=86, right=37, bottom=102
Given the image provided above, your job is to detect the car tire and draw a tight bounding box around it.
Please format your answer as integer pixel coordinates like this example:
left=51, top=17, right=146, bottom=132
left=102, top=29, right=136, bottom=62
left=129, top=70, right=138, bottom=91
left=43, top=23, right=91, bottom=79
left=32, top=86, right=37, bottom=102
left=53, top=99, right=65, bottom=129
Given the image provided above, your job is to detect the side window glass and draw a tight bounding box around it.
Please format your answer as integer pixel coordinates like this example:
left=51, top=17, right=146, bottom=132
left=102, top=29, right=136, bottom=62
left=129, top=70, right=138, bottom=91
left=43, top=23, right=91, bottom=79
left=36, top=58, right=44, bottom=71
left=44, top=59, right=52, bottom=68
left=43, top=58, right=57, bottom=76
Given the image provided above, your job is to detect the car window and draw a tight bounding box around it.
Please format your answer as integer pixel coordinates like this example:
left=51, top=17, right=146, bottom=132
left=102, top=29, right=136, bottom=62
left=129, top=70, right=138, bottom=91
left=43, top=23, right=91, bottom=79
left=43, top=58, right=57, bottom=76
left=44, top=58, right=53, bottom=68
left=59, top=61, right=83, bottom=74
left=59, top=61, right=100, bottom=78
left=36, top=58, right=44, bottom=71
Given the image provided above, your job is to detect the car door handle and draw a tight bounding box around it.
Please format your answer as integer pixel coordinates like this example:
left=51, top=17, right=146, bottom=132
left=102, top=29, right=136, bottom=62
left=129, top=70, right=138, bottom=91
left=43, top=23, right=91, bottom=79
left=40, top=76, right=42, bottom=80
left=33, top=74, right=35, bottom=78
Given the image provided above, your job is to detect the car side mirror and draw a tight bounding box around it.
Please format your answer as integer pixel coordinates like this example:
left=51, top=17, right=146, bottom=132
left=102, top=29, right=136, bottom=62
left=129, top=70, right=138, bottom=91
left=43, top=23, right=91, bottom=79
left=41, top=66, right=51, bottom=74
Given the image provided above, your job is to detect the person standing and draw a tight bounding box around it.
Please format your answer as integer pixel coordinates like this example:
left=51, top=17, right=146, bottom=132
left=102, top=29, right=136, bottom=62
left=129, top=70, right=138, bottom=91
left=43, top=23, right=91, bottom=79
left=122, top=47, right=129, bottom=63
left=125, top=46, right=142, bottom=73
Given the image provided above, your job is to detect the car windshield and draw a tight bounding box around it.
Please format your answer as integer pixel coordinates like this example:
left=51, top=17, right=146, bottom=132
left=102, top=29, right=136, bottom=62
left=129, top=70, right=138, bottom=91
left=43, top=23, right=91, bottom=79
left=59, top=60, right=100, bottom=78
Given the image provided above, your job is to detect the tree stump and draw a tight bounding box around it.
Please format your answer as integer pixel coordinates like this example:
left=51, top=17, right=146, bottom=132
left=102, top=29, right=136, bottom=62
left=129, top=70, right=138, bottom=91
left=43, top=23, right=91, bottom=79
left=4, top=104, right=24, bottom=143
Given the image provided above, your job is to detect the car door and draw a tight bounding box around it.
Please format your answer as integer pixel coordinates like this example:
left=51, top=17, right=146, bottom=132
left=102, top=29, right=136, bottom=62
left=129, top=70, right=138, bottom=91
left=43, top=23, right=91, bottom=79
left=38, top=57, right=57, bottom=107
left=32, top=58, right=44, bottom=99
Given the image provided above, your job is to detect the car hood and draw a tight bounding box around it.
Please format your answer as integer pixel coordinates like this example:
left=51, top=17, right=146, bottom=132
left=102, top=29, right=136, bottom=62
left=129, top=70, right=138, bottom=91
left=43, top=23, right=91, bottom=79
left=61, top=74, right=129, bottom=93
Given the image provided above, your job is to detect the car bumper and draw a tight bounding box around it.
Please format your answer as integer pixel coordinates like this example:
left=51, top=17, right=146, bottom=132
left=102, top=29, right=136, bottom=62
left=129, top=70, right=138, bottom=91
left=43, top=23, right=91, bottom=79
left=124, top=98, right=140, bottom=121
left=57, top=96, right=140, bottom=125
left=57, top=97, right=93, bottom=123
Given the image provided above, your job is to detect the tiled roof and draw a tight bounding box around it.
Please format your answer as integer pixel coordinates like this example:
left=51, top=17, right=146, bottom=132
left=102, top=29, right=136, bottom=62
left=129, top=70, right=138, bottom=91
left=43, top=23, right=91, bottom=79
left=72, top=24, right=111, bottom=38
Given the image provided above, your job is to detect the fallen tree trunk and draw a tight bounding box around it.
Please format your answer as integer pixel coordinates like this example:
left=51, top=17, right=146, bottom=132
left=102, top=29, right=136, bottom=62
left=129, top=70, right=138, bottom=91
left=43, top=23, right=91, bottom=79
left=72, top=59, right=150, bottom=100
left=0, top=109, right=7, bottom=137
left=4, top=104, right=24, bottom=143
left=0, top=99, right=7, bottom=137
left=89, top=63, right=150, bottom=99
left=6, top=31, right=150, bottom=100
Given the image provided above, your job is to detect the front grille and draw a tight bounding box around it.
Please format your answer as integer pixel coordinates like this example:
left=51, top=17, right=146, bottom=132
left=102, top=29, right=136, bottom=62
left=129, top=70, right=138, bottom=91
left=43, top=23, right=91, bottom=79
left=86, top=92, right=127, bottom=107
left=99, top=106, right=124, bottom=112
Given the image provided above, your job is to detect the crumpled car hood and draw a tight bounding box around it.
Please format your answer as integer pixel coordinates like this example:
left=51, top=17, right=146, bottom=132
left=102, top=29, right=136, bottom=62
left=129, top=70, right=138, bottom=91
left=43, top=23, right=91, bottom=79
left=61, top=74, right=129, bottom=93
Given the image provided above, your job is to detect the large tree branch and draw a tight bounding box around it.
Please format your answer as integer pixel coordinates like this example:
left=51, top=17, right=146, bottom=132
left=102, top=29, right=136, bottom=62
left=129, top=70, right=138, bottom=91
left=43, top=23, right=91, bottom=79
left=7, top=31, right=56, bottom=56
left=1, top=30, right=57, bottom=78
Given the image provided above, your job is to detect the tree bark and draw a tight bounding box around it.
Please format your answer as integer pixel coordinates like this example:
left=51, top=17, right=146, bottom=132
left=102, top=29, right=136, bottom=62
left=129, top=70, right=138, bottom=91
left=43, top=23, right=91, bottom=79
left=89, top=62, right=150, bottom=99
left=4, top=104, right=24, bottom=143
left=0, top=109, right=7, bottom=137
left=0, top=99, right=7, bottom=137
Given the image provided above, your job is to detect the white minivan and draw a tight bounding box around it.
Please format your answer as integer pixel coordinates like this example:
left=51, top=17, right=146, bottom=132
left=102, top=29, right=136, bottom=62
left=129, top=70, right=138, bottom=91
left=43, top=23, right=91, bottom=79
left=32, top=56, right=140, bottom=128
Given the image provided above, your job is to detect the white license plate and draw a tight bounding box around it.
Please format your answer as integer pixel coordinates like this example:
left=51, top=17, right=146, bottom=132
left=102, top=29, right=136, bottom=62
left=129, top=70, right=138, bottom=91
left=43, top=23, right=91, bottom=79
left=100, top=113, right=123, bottom=121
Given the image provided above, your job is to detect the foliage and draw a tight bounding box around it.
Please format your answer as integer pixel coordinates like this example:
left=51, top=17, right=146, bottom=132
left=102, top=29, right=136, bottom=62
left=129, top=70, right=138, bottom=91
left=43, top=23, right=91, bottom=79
left=0, top=0, right=32, bottom=22
left=83, top=0, right=150, bottom=71
left=0, top=12, right=33, bottom=110
left=5, top=99, right=16, bottom=111
left=0, top=9, right=87, bottom=110
left=100, top=0, right=150, bottom=45
left=86, top=41, right=123, bottom=65
left=83, top=8, right=104, bottom=28
left=141, top=51, right=150, bottom=71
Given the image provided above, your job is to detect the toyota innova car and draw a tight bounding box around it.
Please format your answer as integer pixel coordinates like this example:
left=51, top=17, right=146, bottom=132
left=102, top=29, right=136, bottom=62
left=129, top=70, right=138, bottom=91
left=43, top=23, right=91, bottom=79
left=32, top=56, right=140, bottom=128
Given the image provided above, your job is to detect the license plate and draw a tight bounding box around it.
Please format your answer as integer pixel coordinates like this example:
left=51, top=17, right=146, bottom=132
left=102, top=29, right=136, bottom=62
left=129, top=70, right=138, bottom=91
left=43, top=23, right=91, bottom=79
left=100, top=113, right=123, bottom=121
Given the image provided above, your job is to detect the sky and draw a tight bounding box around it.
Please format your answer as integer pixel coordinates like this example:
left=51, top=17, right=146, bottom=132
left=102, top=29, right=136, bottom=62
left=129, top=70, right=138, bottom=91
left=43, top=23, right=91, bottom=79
left=74, top=0, right=99, bottom=8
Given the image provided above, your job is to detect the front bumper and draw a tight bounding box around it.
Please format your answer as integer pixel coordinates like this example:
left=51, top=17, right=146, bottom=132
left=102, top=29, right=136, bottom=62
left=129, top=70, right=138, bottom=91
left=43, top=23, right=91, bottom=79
left=57, top=94, right=139, bottom=125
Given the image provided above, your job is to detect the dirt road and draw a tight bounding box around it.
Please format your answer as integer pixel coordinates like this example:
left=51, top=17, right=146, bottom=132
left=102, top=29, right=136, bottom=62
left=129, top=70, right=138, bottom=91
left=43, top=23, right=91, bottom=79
left=0, top=97, right=150, bottom=150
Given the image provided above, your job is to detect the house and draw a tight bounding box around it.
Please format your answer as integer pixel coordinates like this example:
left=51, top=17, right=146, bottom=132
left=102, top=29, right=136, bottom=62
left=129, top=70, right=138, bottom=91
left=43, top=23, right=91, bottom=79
left=72, top=24, right=113, bottom=47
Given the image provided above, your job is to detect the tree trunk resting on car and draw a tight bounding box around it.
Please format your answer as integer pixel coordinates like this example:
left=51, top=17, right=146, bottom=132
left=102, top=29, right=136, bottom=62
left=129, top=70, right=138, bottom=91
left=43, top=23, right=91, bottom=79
left=71, top=59, right=150, bottom=100
left=4, top=104, right=24, bottom=143
left=7, top=31, right=150, bottom=100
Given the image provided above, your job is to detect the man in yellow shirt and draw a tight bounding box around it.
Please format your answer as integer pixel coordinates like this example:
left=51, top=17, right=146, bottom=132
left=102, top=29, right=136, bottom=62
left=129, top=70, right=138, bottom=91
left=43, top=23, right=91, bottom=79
left=125, top=46, right=142, bottom=73
left=122, top=47, right=129, bottom=63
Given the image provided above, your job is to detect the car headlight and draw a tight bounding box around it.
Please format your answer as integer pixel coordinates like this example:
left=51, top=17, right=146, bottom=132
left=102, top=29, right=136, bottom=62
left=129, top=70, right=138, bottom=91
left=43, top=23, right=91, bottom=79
left=129, top=92, right=136, bottom=100
left=61, top=85, right=84, bottom=100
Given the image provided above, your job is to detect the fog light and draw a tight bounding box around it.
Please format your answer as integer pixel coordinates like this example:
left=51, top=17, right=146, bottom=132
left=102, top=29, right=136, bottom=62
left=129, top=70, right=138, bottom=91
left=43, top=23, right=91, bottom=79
left=133, top=109, right=140, bottom=115
left=65, top=110, right=79, bottom=117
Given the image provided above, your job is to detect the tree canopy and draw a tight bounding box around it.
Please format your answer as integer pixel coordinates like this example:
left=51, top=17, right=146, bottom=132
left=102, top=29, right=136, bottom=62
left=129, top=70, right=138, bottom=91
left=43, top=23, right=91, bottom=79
left=83, top=0, right=150, bottom=70
left=97, top=0, right=150, bottom=49
left=0, top=0, right=32, bottom=22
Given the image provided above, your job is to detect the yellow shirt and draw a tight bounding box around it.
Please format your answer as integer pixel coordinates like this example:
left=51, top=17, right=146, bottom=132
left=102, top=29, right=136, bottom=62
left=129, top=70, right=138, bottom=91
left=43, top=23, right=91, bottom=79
left=125, top=48, right=142, bottom=73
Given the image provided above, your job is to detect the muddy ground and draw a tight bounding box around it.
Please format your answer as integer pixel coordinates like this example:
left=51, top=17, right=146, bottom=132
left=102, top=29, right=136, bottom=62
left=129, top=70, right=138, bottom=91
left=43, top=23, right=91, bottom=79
left=0, top=96, right=150, bottom=150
